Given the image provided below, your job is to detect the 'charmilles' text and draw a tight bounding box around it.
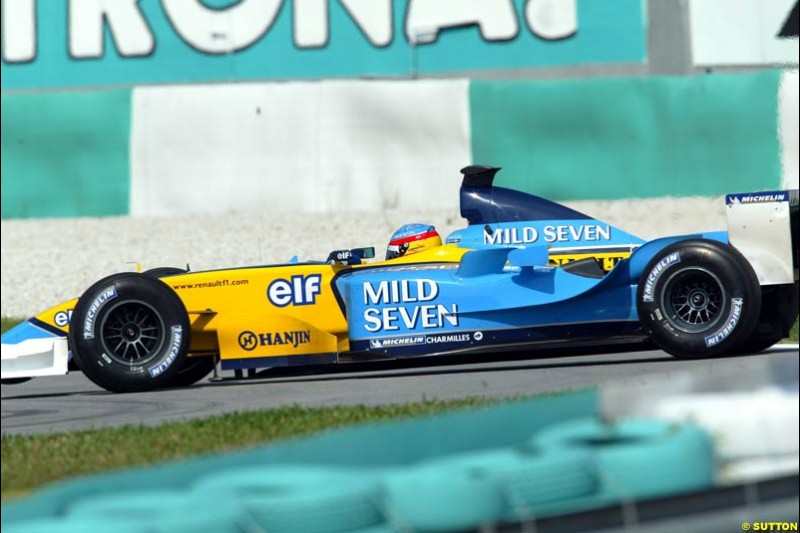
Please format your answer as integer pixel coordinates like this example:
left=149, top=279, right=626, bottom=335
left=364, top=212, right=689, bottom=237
left=484, top=224, right=611, bottom=245
left=363, top=279, right=458, bottom=333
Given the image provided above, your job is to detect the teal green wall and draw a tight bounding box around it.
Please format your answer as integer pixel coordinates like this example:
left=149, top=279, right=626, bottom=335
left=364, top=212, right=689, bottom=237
left=1, top=90, right=131, bottom=218
left=470, top=71, right=782, bottom=200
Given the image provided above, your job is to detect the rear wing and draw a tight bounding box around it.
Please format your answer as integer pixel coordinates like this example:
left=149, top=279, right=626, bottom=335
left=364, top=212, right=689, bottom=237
left=726, top=190, right=799, bottom=285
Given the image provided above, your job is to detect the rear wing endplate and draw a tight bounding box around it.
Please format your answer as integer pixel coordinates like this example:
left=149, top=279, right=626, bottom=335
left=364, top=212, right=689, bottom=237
left=726, top=190, right=799, bottom=285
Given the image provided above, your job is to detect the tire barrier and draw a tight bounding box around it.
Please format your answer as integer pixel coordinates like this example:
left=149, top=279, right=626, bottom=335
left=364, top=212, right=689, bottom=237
left=1, top=392, right=597, bottom=526
left=533, top=418, right=715, bottom=500
left=2, top=387, right=718, bottom=532
left=380, top=465, right=504, bottom=533
left=347, top=527, right=399, bottom=533
left=6, top=517, right=150, bottom=533
left=66, top=489, right=242, bottom=533
left=192, top=466, right=386, bottom=533
left=420, top=447, right=598, bottom=521
left=3, top=418, right=716, bottom=532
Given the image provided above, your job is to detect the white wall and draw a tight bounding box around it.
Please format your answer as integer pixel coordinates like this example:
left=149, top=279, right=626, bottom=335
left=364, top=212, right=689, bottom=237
left=689, top=0, right=798, bottom=66
left=130, top=80, right=471, bottom=216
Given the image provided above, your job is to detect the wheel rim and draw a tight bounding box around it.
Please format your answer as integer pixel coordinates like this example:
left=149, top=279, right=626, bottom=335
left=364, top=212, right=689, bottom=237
left=661, top=267, right=726, bottom=334
left=100, top=301, right=165, bottom=366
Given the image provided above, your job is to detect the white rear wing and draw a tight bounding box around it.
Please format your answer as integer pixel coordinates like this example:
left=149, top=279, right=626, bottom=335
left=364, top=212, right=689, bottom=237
left=726, top=190, right=799, bottom=286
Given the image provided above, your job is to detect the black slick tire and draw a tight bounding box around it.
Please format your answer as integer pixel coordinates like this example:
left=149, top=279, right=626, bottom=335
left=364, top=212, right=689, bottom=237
left=143, top=267, right=215, bottom=388
left=160, top=357, right=216, bottom=389
left=739, top=282, right=799, bottom=353
left=69, top=273, right=191, bottom=393
left=637, top=239, right=761, bottom=358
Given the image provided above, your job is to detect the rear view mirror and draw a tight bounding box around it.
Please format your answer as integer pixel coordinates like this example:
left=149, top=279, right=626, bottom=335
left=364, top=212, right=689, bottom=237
left=355, top=247, right=376, bottom=259
left=326, top=247, right=376, bottom=266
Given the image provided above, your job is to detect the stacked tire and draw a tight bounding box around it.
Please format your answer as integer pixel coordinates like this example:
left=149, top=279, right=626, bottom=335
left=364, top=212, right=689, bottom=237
left=533, top=418, right=714, bottom=500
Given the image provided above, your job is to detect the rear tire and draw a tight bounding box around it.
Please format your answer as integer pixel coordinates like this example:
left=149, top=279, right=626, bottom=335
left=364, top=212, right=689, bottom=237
left=739, top=282, right=799, bottom=353
left=637, top=239, right=761, bottom=359
left=69, top=273, right=190, bottom=393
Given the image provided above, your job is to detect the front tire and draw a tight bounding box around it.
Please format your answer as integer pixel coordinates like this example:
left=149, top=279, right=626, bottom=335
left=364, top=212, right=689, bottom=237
left=637, top=239, right=761, bottom=358
left=143, top=267, right=215, bottom=388
left=160, top=357, right=216, bottom=388
left=69, top=273, right=191, bottom=393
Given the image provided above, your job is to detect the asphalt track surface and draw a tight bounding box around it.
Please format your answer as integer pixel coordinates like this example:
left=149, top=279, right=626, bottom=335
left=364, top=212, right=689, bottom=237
left=2, top=344, right=798, bottom=436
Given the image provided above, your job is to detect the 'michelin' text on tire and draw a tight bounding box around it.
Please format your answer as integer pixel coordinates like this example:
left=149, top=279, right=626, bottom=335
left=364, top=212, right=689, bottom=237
left=69, top=273, right=191, bottom=393
left=143, top=267, right=215, bottom=388
left=636, top=239, right=761, bottom=358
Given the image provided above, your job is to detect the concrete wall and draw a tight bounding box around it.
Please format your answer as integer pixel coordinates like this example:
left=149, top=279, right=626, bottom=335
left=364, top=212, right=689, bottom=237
left=130, top=80, right=470, bottom=216
left=1, top=71, right=795, bottom=219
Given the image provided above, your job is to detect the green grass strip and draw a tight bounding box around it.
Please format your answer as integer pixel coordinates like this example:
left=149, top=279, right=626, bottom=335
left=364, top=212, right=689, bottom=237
left=1, top=398, right=501, bottom=500
left=1, top=317, right=23, bottom=334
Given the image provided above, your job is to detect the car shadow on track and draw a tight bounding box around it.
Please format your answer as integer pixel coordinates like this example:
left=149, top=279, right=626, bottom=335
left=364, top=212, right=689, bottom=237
left=202, top=356, right=676, bottom=388
left=191, top=343, right=799, bottom=389
left=0, top=344, right=660, bottom=398
left=0, top=389, right=108, bottom=400
left=191, top=343, right=674, bottom=389
left=2, top=344, right=795, bottom=398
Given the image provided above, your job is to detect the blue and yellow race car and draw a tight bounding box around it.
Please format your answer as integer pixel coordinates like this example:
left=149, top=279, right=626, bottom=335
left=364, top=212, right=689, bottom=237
left=2, top=166, right=798, bottom=392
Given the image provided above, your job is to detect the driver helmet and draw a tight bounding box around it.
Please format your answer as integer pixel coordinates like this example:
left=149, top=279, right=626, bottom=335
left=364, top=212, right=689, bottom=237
left=386, top=224, right=442, bottom=260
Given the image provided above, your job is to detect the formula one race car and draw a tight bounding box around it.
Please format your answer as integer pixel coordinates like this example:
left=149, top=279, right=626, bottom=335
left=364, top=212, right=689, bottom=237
left=2, top=166, right=798, bottom=392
